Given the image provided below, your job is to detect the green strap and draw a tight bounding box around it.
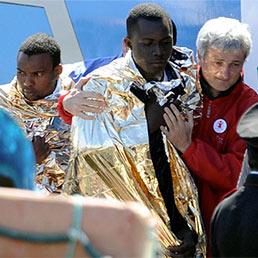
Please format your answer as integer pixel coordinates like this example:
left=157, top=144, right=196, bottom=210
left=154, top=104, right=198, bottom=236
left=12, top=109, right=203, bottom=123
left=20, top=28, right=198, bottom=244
left=0, top=227, right=68, bottom=243
left=0, top=195, right=108, bottom=258
left=66, top=195, right=105, bottom=258
left=147, top=227, right=160, bottom=258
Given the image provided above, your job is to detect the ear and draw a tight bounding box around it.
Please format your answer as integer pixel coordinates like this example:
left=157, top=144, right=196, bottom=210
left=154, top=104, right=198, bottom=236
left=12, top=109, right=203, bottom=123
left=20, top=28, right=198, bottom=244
left=54, top=64, right=63, bottom=77
left=123, top=37, right=132, bottom=50
left=197, top=50, right=202, bottom=65
left=122, top=37, right=130, bottom=57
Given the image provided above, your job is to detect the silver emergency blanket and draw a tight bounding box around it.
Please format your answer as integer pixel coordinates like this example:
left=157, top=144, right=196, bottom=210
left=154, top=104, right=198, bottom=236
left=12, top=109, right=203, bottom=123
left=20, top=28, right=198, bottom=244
left=64, top=49, right=206, bottom=256
left=0, top=76, right=74, bottom=192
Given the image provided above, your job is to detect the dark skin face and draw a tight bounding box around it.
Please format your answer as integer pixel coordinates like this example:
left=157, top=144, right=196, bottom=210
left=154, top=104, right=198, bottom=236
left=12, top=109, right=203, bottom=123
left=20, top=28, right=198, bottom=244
left=125, top=18, right=173, bottom=82
left=16, top=52, right=62, bottom=101
left=16, top=52, right=60, bottom=164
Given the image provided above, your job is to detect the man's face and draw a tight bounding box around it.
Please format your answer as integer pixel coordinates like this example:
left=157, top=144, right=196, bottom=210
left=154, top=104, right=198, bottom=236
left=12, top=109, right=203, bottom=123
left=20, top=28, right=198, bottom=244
left=199, top=48, right=245, bottom=97
left=126, top=18, right=173, bottom=81
left=16, top=52, right=61, bottom=101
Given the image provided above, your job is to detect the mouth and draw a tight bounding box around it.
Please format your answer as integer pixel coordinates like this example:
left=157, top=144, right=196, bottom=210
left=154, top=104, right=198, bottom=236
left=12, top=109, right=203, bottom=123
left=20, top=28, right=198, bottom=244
left=151, top=59, right=165, bottom=64
left=22, top=89, right=35, bottom=100
left=150, top=61, right=166, bottom=67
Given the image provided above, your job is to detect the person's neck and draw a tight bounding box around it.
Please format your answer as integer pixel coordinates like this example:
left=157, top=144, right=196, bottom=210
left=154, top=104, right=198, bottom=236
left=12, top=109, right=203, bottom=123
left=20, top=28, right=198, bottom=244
left=42, top=80, right=59, bottom=100
left=200, top=70, right=240, bottom=100
left=134, top=61, right=164, bottom=82
left=143, top=72, right=164, bottom=82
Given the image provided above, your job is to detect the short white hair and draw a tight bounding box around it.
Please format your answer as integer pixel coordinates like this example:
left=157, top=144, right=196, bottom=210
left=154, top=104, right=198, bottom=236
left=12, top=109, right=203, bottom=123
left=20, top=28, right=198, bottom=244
left=196, top=17, right=252, bottom=60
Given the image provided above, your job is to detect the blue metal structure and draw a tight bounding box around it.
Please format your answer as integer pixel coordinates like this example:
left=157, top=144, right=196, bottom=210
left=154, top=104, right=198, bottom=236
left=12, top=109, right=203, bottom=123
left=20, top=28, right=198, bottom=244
left=2, top=0, right=257, bottom=88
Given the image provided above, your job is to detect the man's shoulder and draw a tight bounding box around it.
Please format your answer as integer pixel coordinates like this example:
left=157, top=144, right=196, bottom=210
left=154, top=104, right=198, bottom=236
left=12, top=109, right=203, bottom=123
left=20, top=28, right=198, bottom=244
left=78, top=56, right=136, bottom=94
left=230, top=82, right=258, bottom=122
left=85, top=55, right=120, bottom=72
left=170, top=45, right=195, bottom=69
left=0, top=83, right=11, bottom=92
left=0, top=79, right=16, bottom=95
left=238, top=81, right=258, bottom=96
left=234, top=81, right=258, bottom=105
left=87, top=56, right=126, bottom=78
left=63, top=55, right=121, bottom=83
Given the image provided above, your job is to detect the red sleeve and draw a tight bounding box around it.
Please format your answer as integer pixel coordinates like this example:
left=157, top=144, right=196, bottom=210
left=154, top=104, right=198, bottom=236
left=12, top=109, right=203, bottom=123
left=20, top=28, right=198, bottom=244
left=182, top=84, right=258, bottom=193
left=57, top=91, right=73, bottom=125
left=182, top=135, right=246, bottom=192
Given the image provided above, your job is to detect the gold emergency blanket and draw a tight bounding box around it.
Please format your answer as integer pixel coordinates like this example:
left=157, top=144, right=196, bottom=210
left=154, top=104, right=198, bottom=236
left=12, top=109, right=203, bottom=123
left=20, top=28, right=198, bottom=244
left=64, top=49, right=206, bottom=256
left=168, top=142, right=206, bottom=256
left=0, top=77, right=73, bottom=192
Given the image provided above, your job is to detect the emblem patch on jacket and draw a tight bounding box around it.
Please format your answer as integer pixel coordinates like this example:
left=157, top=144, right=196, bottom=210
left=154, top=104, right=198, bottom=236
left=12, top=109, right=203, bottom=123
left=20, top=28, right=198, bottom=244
left=213, top=119, right=227, bottom=133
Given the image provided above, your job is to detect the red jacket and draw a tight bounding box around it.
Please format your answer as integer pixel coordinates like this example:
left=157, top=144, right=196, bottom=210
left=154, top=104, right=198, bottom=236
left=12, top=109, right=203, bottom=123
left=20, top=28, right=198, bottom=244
left=182, top=79, right=258, bottom=238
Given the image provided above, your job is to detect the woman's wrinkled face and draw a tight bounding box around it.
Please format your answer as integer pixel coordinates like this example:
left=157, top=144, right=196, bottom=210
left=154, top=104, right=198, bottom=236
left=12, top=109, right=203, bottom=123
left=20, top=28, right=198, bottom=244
left=199, top=48, right=245, bottom=97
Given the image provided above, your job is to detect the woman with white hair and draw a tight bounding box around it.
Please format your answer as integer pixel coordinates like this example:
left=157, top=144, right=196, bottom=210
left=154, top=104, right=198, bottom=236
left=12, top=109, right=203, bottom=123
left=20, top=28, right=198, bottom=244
left=162, top=17, right=258, bottom=253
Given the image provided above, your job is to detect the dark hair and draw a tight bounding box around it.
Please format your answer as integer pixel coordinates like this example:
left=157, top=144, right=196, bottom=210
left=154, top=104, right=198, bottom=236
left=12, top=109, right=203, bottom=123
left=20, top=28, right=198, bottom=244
left=247, top=143, right=258, bottom=170
left=18, top=33, right=61, bottom=68
left=126, top=3, right=173, bottom=39
left=171, top=19, right=177, bottom=45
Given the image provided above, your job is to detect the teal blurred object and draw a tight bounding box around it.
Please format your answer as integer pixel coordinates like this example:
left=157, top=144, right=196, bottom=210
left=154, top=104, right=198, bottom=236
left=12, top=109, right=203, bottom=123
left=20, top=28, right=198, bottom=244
left=0, top=109, right=35, bottom=189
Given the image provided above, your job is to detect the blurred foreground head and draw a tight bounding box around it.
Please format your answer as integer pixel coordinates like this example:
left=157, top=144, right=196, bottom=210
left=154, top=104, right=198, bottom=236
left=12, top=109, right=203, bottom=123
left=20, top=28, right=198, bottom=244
left=0, top=109, right=35, bottom=189
left=237, top=102, right=258, bottom=170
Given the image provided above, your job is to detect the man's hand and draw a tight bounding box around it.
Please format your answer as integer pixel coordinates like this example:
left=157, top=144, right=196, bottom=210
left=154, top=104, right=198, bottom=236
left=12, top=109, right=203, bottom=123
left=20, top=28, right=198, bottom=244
left=63, top=77, right=106, bottom=120
left=167, top=229, right=197, bottom=258
left=32, top=136, right=50, bottom=164
left=160, top=104, right=193, bottom=153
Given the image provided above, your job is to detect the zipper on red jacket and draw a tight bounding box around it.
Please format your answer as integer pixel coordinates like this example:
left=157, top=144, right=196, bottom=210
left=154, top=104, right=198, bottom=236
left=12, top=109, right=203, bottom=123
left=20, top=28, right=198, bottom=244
left=206, top=100, right=212, bottom=118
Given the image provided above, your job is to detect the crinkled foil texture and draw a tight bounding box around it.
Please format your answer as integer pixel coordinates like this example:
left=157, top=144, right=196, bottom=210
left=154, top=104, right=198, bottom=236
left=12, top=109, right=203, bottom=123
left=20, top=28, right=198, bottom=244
left=168, top=142, right=206, bottom=257
left=0, top=78, right=73, bottom=192
left=65, top=49, right=205, bottom=256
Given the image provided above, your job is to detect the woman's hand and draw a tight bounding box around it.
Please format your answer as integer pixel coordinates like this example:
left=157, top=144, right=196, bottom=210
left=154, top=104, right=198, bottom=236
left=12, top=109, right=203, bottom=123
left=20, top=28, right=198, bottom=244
left=160, top=104, right=193, bottom=153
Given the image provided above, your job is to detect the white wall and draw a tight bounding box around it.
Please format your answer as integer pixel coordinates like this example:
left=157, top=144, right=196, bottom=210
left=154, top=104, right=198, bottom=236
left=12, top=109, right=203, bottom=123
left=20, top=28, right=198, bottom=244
left=241, top=0, right=258, bottom=91
left=0, top=0, right=83, bottom=63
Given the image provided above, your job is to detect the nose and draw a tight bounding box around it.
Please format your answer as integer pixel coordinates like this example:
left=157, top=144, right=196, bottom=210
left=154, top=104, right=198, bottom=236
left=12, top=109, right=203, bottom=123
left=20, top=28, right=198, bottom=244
left=217, top=66, right=230, bottom=81
left=23, top=75, right=33, bottom=86
left=152, top=43, right=162, bottom=56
